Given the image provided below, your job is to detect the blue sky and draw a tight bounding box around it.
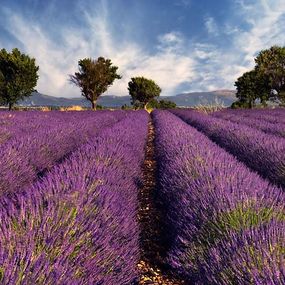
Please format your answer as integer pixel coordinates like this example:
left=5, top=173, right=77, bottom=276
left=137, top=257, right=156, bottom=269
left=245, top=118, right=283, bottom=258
left=0, top=0, right=285, bottom=97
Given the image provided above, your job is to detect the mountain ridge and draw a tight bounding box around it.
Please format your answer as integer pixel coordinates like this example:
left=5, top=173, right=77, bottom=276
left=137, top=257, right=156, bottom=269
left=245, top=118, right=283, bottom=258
left=19, top=90, right=236, bottom=107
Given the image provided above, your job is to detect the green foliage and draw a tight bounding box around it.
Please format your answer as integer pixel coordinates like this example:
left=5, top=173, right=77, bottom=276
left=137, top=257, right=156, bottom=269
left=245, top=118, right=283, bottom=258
left=133, top=97, right=177, bottom=110
left=234, top=70, right=271, bottom=109
left=254, top=73, right=271, bottom=105
left=231, top=101, right=250, bottom=109
left=234, top=70, right=258, bottom=108
left=96, top=104, right=104, bottom=110
left=255, top=45, right=285, bottom=98
left=128, top=76, right=161, bottom=108
left=159, top=99, right=177, bottom=109
left=0, top=267, right=4, bottom=282
left=183, top=203, right=284, bottom=273
left=70, top=57, right=121, bottom=110
left=146, top=98, right=177, bottom=109
left=146, top=98, right=160, bottom=109
left=0, top=48, right=39, bottom=110
left=233, top=45, right=285, bottom=108
left=132, top=100, right=145, bottom=110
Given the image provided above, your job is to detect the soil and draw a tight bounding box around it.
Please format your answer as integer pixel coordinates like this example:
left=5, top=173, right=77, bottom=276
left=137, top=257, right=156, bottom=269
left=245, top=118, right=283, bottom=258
left=137, top=119, right=187, bottom=285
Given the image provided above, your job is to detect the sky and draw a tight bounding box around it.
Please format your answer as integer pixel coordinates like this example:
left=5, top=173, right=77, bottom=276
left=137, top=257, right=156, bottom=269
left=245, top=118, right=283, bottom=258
left=0, top=0, right=285, bottom=98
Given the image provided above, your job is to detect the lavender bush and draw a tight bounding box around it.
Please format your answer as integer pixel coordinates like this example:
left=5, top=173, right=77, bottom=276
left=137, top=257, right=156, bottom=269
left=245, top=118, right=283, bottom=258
left=0, top=111, right=127, bottom=195
left=171, top=109, right=285, bottom=188
left=212, top=108, right=285, bottom=138
left=0, top=110, right=148, bottom=284
left=201, top=221, right=285, bottom=284
left=0, top=111, right=102, bottom=145
left=153, top=110, right=285, bottom=283
left=213, top=108, right=285, bottom=125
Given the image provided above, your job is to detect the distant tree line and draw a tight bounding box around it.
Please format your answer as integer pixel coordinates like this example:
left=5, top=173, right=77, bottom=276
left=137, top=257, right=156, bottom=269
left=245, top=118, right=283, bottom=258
left=0, top=48, right=176, bottom=110
left=233, top=45, right=285, bottom=108
left=2, top=45, right=284, bottom=110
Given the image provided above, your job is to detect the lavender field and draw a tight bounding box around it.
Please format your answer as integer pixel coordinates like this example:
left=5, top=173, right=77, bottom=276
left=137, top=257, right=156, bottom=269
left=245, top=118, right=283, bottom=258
left=0, top=109, right=284, bottom=285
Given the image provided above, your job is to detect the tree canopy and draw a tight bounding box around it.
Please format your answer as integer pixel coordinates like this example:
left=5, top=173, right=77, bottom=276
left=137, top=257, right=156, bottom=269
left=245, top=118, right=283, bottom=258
left=255, top=46, right=285, bottom=93
left=146, top=98, right=177, bottom=109
left=0, top=48, right=39, bottom=110
left=234, top=70, right=271, bottom=108
left=128, top=76, right=161, bottom=109
left=159, top=99, right=177, bottom=109
left=233, top=45, right=285, bottom=108
left=70, top=57, right=121, bottom=110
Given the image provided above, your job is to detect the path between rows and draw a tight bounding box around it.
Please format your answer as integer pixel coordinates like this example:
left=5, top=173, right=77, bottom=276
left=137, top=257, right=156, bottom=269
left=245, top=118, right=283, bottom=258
left=137, top=118, right=187, bottom=285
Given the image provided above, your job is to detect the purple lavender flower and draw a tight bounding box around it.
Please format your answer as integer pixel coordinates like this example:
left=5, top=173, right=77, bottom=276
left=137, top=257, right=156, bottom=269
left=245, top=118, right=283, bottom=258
left=0, top=110, right=148, bottom=284
left=171, top=109, right=285, bottom=188
left=153, top=110, right=285, bottom=283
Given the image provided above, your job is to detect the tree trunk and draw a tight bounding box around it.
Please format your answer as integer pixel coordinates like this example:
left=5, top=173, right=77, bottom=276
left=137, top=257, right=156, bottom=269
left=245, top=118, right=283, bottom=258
left=91, top=100, right=97, bottom=110
left=8, top=102, right=12, bottom=111
left=248, top=100, right=253, bottom=109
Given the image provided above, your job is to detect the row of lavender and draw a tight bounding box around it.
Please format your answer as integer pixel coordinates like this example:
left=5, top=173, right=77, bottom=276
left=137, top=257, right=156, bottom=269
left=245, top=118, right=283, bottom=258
left=171, top=109, right=285, bottom=189
left=0, top=110, right=148, bottom=284
left=0, top=111, right=108, bottom=145
left=0, top=111, right=128, bottom=195
left=153, top=110, right=285, bottom=284
left=212, top=107, right=285, bottom=125
left=211, top=108, right=285, bottom=138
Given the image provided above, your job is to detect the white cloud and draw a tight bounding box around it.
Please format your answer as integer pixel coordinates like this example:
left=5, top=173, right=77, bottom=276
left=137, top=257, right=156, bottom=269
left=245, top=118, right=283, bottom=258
left=157, top=32, right=185, bottom=53
left=175, top=0, right=192, bottom=7
left=2, top=11, right=77, bottom=97
left=224, top=23, right=240, bottom=35
left=108, top=51, right=196, bottom=96
left=192, top=0, right=285, bottom=91
left=234, top=0, right=254, bottom=11
left=158, top=32, right=184, bottom=47
left=204, top=16, right=219, bottom=36
left=235, top=0, right=285, bottom=60
left=106, top=31, right=195, bottom=96
left=1, top=4, right=196, bottom=97
left=1, top=0, right=285, bottom=98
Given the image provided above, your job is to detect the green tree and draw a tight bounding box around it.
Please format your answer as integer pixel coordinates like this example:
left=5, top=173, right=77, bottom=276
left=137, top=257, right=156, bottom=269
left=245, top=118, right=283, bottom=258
left=254, top=72, right=271, bottom=105
left=159, top=99, right=177, bottom=109
left=144, top=98, right=177, bottom=109
left=146, top=98, right=160, bottom=109
left=255, top=45, right=285, bottom=103
left=70, top=57, right=121, bottom=110
left=128, top=76, right=161, bottom=109
left=0, top=48, right=39, bottom=110
left=234, top=70, right=258, bottom=108
left=233, top=69, right=271, bottom=108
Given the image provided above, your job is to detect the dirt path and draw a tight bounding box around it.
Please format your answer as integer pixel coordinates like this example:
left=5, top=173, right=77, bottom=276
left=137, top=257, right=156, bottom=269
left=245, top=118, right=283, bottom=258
left=137, top=119, right=186, bottom=285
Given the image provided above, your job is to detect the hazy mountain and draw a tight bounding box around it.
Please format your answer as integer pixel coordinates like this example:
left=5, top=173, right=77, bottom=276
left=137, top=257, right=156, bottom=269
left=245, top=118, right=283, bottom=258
left=19, top=93, right=130, bottom=107
left=168, top=90, right=236, bottom=107
left=19, top=90, right=236, bottom=108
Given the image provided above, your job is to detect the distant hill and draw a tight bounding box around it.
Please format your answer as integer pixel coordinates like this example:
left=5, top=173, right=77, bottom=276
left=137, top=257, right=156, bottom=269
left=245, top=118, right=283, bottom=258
left=168, top=90, right=236, bottom=107
left=19, top=93, right=130, bottom=108
left=19, top=90, right=236, bottom=108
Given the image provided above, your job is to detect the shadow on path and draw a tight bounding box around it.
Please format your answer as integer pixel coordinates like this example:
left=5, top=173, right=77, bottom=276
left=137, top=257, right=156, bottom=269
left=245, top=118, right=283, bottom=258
left=137, top=118, right=187, bottom=285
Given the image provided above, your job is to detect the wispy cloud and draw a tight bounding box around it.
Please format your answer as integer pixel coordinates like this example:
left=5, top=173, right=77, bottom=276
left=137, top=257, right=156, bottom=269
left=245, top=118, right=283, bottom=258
left=157, top=32, right=185, bottom=53
left=107, top=31, right=196, bottom=96
left=204, top=16, right=219, bottom=36
left=1, top=2, right=197, bottom=97
left=234, top=0, right=285, bottom=63
left=192, top=0, right=285, bottom=90
left=1, top=0, right=285, bottom=97
left=175, top=0, right=192, bottom=8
